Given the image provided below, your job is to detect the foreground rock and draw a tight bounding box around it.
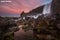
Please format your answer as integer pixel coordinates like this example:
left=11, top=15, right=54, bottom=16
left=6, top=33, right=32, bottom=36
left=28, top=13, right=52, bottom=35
left=0, top=17, right=19, bottom=40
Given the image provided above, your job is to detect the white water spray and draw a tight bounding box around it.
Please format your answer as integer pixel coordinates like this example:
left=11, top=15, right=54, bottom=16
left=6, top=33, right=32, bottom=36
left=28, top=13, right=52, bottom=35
left=43, top=2, right=51, bottom=17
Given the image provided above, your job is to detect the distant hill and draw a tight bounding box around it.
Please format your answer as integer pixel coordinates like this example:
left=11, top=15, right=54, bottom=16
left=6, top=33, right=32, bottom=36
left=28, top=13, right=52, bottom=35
left=21, top=5, right=44, bottom=17
left=29, top=5, right=44, bottom=14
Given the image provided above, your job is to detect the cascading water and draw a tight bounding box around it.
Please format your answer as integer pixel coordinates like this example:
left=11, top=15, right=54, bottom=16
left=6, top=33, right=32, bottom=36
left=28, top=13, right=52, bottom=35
left=43, top=2, right=52, bottom=17
left=32, top=2, right=52, bottom=19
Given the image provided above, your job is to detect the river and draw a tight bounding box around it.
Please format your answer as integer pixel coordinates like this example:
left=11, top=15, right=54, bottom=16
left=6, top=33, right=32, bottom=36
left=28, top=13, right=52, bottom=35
left=14, top=27, right=34, bottom=40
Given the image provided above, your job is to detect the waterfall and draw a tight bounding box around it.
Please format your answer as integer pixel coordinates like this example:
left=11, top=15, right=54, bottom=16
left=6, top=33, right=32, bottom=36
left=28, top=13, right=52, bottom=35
left=43, top=2, right=52, bottom=17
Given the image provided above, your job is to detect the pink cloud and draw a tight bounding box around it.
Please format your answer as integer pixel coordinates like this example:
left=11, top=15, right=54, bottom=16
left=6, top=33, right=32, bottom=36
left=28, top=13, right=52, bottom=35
left=0, top=0, right=51, bottom=14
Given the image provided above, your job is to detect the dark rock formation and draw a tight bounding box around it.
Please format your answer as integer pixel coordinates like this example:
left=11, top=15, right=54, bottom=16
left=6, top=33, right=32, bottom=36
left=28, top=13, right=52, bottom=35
left=33, top=0, right=60, bottom=40
left=20, top=5, right=44, bottom=17
left=51, top=0, right=60, bottom=14
left=51, top=0, right=60, bottom=39
left=29, top=5, right=44, bottom=14
left=0, top=17, right=19, bottom=40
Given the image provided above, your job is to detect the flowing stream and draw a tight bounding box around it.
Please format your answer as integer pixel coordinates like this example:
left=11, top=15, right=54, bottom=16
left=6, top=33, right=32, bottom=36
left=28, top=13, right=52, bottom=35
left=14, top=2, right=51, bottom=40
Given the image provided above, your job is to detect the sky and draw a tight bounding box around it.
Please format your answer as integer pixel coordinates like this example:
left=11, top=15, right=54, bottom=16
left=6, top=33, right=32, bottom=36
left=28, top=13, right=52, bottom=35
left=0, top=0, right=52, bottom=17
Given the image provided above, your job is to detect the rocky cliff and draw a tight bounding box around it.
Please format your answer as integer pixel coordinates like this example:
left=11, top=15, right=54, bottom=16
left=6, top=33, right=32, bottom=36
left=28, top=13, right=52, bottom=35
left=33, top=0, right=60, bottom=40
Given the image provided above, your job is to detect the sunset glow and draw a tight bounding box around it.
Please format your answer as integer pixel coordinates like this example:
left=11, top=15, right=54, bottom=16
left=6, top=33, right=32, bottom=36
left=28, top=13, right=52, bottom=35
left=0, top=0, right=52, bottom=16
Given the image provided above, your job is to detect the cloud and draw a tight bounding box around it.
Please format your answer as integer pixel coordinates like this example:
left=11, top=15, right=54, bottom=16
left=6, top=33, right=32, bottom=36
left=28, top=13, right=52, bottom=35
left=0, top=0, right=52, bottom=16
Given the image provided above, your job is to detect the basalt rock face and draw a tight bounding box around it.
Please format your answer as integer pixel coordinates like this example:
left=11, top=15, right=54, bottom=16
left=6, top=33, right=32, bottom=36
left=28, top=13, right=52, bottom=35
left=33, top=0, right=60, bottom=40
left=51, top=0, right=60, bottom=23
left=20, top=5, right=44, bottom=17
left=51, top=0, right=60, bottom=20
left=51, top=0, right=60, bottom=39
left=51, top=0, right=60, bottom=14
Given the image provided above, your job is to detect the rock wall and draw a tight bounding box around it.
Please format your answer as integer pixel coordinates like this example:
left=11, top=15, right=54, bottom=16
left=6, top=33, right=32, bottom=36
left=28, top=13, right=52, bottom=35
left=51, top=0, right=60, bottom=14
left=33, top=0, right=60, bottom=40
